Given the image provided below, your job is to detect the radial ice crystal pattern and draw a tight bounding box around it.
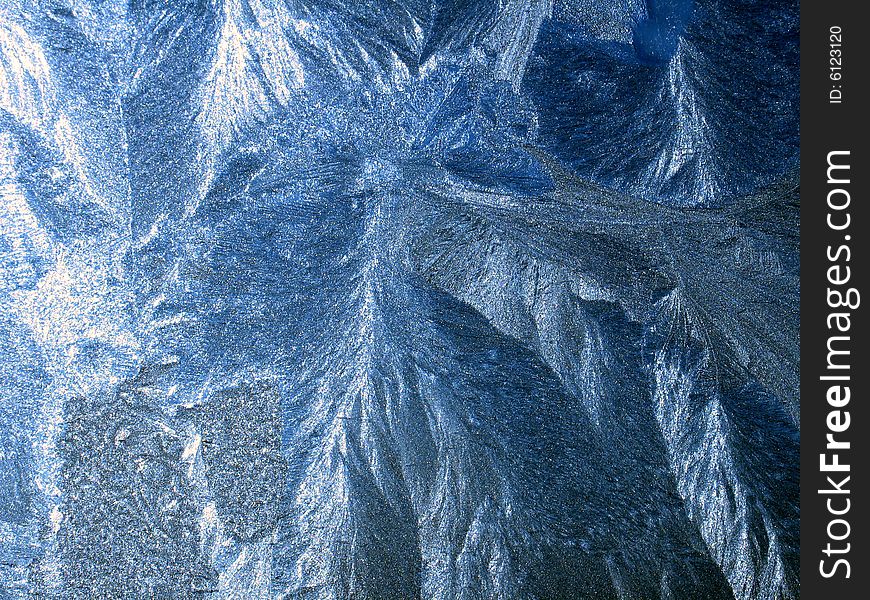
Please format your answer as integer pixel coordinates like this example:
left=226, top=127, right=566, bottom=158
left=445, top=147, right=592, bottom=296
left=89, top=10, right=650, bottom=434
left=0, top=0, right=798, bottom=598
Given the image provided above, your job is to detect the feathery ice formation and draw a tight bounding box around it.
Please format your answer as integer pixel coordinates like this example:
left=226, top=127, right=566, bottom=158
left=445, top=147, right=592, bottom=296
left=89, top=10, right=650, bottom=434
left=0, top=0, right=798, bottom=598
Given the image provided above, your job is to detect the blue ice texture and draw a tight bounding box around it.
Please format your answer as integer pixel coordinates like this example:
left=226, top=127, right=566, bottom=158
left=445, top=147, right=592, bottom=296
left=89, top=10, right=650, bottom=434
left=0, top=0, right=798, bottom=598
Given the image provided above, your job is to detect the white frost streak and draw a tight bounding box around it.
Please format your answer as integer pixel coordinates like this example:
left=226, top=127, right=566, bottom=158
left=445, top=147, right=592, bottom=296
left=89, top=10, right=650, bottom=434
left=652, top=290, right=793, bottom=600
left=487, top=0, right=553, bottom=92
left=0, top=20, right=108, bottom=214
left=0, top=20, right=53, bottom=129
left=651, top=43, right=722, bottom=204
left=196, top=0, right=304, bottom=152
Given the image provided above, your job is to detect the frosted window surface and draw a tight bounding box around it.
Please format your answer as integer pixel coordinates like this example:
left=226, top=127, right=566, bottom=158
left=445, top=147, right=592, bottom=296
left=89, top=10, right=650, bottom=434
left=0, top=1, right=798, bottom=598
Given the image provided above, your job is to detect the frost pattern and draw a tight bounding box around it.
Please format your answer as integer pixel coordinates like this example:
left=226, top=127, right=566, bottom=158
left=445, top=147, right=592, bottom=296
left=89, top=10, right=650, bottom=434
left=1, top=1, right=797, bottom=598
